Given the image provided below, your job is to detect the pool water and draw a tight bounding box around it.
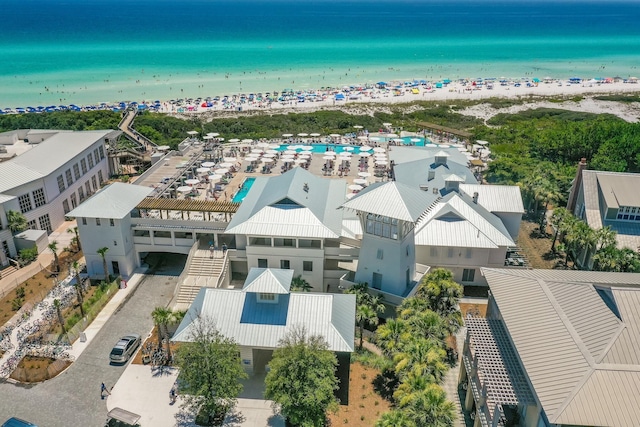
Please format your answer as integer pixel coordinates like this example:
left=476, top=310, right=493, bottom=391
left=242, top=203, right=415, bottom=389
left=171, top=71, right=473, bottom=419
left=277, top=137, right=426, bottom=153
left=232, top=177, right=256, bottom=203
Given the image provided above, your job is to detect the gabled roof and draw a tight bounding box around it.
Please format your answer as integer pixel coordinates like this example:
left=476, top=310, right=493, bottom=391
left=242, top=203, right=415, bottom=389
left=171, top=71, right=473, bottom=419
left=172, top=285, right=356, bottom=353
left=341, top=181, right=439, bottom=222
left=67, top=182, right=154, bottom=219
left=415, top=192, right=514, bottom=248
left=481, top=268, right=640, bottom=427
left=226, top=168, right=345, bottom=238
left=459, top=184, right=525, bottom=214
left=393, top=157, right=478, bottom=194
left=0, top=130, right=118, bottom=193
left=388, top=146, right=469, bottom=167
left=242, top=268, right=293, bottom=294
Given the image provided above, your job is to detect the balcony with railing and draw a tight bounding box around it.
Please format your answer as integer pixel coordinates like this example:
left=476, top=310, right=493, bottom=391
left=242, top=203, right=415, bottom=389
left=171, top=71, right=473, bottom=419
left=338, top=265, right=429, bottom=306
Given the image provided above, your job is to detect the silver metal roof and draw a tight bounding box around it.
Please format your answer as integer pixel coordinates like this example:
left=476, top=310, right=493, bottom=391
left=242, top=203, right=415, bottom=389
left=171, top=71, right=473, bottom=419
left=67, top=182, right=154, bottom=219
left=393, top=157, right=478, bottom=195
left=242, top=268, right=293, bottom=294
left=481, top=268, right=640, bottom=426
left=388, top=146, right=468, bottom=166
left=415, top=193, right=514, bottom=248
left=226, top=168, right=346, bottom=238
left=172, top=285, right=355, bottom=353
left=341, top=181, right=439, bottom=222
left=0, top=130, right=117, bottom=193
left=459, top=184, right=525, bottom=214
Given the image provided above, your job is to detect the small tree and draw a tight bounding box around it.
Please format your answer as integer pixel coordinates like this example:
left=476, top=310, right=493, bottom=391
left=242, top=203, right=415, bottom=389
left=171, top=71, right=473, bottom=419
left=290, top=275, right=312, bottom=292
left=174, top=317, right=246, bottom=426
left=264, top=326, right=338, bottom=427
left=72, top=262, right=85, bottom=318
left=151, top=306, right=183, bottom=361
left=7, top=210, right=27, bottom=234
left=375, top=410, right=415, bottom=427
left=54, top=298, right=66, bottom=335
left=402, top=384, right=456, bottom=427
left=67, top=226, right=81, bottom=251
left=346, top=282, right=385, bottom=349
left=97, top=247, right=109, bottom=280
left=48, top=240, right=60, bottom=273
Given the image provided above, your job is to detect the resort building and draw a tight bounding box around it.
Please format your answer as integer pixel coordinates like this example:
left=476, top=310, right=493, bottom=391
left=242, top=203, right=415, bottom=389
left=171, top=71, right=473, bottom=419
left=460, top=268, right=640, bottom=427
left=172, top=267, right=355, bottom=403
left=568, top=164, right=640, bottom=267
left=0, top=129, right=117, bottom=266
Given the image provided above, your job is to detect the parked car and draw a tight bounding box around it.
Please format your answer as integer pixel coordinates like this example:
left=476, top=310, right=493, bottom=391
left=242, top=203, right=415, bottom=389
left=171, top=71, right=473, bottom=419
left=2, top=418, right=38, bottom=427
left=109, top=334, right=141, bottom=364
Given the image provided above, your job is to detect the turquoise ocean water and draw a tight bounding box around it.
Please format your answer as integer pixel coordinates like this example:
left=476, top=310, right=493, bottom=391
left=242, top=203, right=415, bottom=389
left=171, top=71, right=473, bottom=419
left=2, top=0, right=640, bottom=107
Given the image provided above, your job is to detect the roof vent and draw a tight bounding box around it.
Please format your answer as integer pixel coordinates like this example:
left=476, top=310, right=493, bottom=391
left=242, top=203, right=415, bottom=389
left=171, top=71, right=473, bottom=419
left=428, top=170, right=435, bottom=181
left=432, top=187, right=438, bottom=194
left=303, top=183, right=309, bottom=193
left=419, top=184, right=429, bottom=191
left=473, top=192, right=479, bottom=204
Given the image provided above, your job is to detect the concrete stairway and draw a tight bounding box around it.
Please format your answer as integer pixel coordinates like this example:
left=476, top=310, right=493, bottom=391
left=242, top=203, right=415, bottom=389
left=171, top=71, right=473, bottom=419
left=175, top=249, right=225, bottom=306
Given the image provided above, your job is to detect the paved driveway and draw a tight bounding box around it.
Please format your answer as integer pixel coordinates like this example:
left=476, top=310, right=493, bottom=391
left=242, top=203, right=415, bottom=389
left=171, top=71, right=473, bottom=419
left=0, top=254, right=184, bottom=427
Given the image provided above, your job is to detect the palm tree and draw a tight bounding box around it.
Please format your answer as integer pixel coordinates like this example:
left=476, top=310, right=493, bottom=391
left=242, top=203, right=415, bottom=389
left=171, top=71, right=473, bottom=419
left=405, top=310, right=446, bottom=343
left=594, top=226, right=617, bottom=252
left=550, top=207, right=569, bottom=251
left=393, top=338, right=448, bottom=383
left=151, top=306, right=171, bottom=352
left=72, top=261, right=84, bottom=296
left=376, top=318, right=408, bottom=356
left=290, top=275, right=312, bottom=292
left=375, top=410, right=415, bottom=427
left=48, top=241, right=60, bottom=272
left=355, top=305, right=378, bottom=350
left=403, top=384, right=456, bottom=427
left=67, top=226, right=81, bottom=251
left=398, top=296, right=430, bottom=321
left=417, top=268, right=462, bottom=317
left=97, top=247, right=109, bottom=280
left=394, top=372, right=430, bottom=407
left=6, top=210, right=27, bottom=234
left=54, top=298, right=66, bottom=335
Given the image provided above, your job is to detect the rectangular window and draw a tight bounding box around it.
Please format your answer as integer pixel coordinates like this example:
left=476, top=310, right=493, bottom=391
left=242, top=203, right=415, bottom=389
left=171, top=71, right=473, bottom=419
left=88, top=154, right=94, bottom=169
left=372, top=272, right=383, bottom=290
left=249, top=237, right=272, bottom=246
left=134, top=229, right=150, bottom=237
left=81, top=217, right=87, bottom=225
left=259, top=293, right=275, bottom=301
left=465, top=248, right=473, bottom=259
left=38, top=214, right=52, bottom=233
left=32, top=188, right=46, bottom=208
left=57, top=175, right=66, bottom=193
left=430, top=246, right=438, bottom=257
left=462, top=268, right=476, bottom=282
left=174, top=231, right=192, bottom=239
left=27, top=219, right=37, bottom=230
left=280, top=259, right=290, bottom=269
left=70, top=193, right=77, bottom=208
left=98, top=170, right=104, bottom=184
left=376, top=249, right=384, bottom=260
left=96, top=218, right=101, bottom=226
left=65, top=168, right=73, bottom=186
left=99, top=145, right=105, bottom=160
left=73, top=163, right=81, bottom=180
left=18, top=194, right=32, bottom=213
left=62, top=199, right=70, bottom=214
left=258, top=258, right=268, bottom=268
left=109, top=218, right=115, bottom=227
left=303, top=261, right=313, bottom=272
left=153, top=230, right=171, bottom=238
left=85, top=181, right=92, bottom=196
left=298, top=239, right=321, bottom=248
left=80, top=158, right=87, bottom=174
left=91, top=176, right=98, bottom=191
left=78, top=186, right=85, bottom=202
left=274, top=238, right=295, bottom=247
left=94, top=149, right=100, bottom=165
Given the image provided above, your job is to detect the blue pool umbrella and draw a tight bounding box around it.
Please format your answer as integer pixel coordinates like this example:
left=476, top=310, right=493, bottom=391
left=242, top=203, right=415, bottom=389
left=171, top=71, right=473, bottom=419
left=532, top=78, right=540, bottom=83
left=443, top=79, right=451, bottom=84
left=334, top=93, right=345, bottom=100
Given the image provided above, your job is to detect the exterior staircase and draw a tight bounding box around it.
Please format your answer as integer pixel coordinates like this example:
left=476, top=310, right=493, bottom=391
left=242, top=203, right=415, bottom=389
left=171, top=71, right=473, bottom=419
left=0, top=265, right=18, bottom=279
left=175, top=249, right=226, bottom=307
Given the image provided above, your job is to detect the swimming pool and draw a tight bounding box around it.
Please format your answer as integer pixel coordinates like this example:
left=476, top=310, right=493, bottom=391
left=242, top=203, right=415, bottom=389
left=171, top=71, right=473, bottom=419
left=232, top=177, right=256, bottom=203
left=277, top=137, right=427, bottom=153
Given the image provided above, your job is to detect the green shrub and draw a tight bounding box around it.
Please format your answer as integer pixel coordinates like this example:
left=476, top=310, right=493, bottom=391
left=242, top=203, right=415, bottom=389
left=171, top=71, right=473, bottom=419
left=18, top=247, right=38, bottom=264
left=15, top=286, right=26, bottom=299
left=11, top=297, right=24, bottom=311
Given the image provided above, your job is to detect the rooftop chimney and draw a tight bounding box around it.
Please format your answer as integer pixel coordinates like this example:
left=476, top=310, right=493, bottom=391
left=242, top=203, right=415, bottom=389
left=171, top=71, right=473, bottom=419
left=472, top=192, right=479, bottom=204
left=566, top=158, right=587, bottom=214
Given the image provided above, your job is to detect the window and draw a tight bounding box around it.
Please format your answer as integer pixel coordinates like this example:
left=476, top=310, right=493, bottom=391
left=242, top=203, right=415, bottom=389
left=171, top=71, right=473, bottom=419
left=249, top=237, right=271, bottom=246
left=1, top=241, right=9, bottom=257
left=617, top=206, right=640, bottom=221
left=112, top=261, right=120, bottom=275
left=85, top=181, right=92, bottom=197
left=134, top=229, right=150, bottom=237
left=38, top=214, right=52, bottom=233
left=99, top=145, right=105, bottom=160
left=372, top=272, right=383, bottom=290
left=376, top=249, right=384, bottom=260
left=88, top=154, right=94, bottom=169
left=462, top=268, right=475, bottom=282
left=62, top=199, right=70, bottom=214
left=298, top=239, right=321, bottom=248
left=80, top=158, right=87, bottom=174
left=70, top=193, right=77, bottom=208
left=98, top=170, right=104, bottom=185
left=81, top=217, right=87, bottom=225
left=94, top=149, right=100, bottom=165
left=154, top=230, right=171, bottom=238
left=27, top=219, right=37, bottom=230
left=303, top=261, right=313, bottom=272
left=73, top=163, right=81, bottom=180
left=174, top=231, right=192, bottom=239
left=274, top=238, right=295, bottom=247
left=96, top=218, right=101, bottom=226
left=258, top=258, right=268, bottom=268
left=259, top=293, right=275, bottom=301
left=65, top=169, right=73, bottom=186
left=365, top=213, right=398, bottom=240
left=280, top=259, right=290, bottom=269
left=430, top=246, right=438, bottom=257
left=57, top=175, right=66, bottom=193
left=32, top=188, right=46, bottom=208
left=110, top=218, right=115, bottom=227
left=447, top=247, right=454, bottom=258
left=91, top=176, right=98, bottom=191
left=465, top=248, right=473, bottom=259
left=78, top=186, right=85, bottom=202
left=18, top=194, right=32, bottom=213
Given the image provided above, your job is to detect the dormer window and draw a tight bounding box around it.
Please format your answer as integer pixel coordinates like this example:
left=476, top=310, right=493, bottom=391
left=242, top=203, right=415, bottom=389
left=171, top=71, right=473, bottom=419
left=258, top=293, right=278, bottom=303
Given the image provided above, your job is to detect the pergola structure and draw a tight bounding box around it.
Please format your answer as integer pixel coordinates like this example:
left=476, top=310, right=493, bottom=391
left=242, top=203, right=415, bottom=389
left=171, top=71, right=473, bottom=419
left=136, top=198, right=239, bottom=221
left=417, top=121, right=472, bottom=142
left=462, top=317, right=535, bottom=427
